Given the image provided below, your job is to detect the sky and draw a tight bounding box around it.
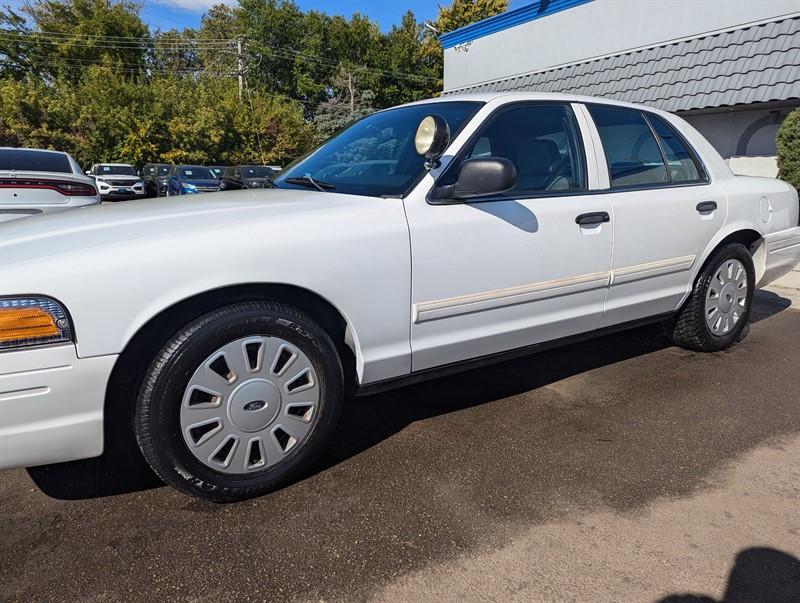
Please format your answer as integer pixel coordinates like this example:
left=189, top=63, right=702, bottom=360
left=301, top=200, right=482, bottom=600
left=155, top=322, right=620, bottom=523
left=139, top=1, right=441, bottom=33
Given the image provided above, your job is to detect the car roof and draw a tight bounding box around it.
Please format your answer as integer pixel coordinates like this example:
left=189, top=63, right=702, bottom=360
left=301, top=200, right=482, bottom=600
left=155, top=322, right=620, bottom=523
left=399, top=91, right=669, bottom=115
left=98, top=162, right=135, bottom=166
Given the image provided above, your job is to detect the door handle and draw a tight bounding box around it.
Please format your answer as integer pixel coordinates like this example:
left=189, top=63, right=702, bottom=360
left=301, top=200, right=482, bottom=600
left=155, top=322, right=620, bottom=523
left=575, top=212, right=610, bottom=226
left=696, top=201, right=717, bottom=213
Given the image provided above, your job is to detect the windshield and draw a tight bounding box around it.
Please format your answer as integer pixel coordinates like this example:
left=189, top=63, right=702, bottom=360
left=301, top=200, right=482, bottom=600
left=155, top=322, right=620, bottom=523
left=180, top=167, right=214, bottom=179
left=158, top=165, right=171, bottom=176
left=242, top=166, right=274, bottom=178
left=209, top=167, right=225, bottom=178
left=273, top=101, right=482, bottom=197
left=99, top=165, right=136, bottom=176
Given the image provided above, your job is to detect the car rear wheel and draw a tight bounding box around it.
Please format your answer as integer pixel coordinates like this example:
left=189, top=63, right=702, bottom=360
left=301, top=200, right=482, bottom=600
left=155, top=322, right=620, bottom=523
left=667, top=242, right=755, bottom=352
left=134, top=301, right=344, bottom=502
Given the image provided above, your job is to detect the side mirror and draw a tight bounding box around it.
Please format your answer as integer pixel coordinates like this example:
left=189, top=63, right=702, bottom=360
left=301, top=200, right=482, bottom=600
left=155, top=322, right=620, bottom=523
left=415, top=114, right=450, bottom=169
left=431, top=157, right=517, bottom=202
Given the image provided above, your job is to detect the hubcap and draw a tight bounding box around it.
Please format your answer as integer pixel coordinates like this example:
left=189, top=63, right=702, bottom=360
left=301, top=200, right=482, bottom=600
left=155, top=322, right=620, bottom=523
left=179, top=336, right=320, bottom=474
left=705, top=259, right=748, bottom=336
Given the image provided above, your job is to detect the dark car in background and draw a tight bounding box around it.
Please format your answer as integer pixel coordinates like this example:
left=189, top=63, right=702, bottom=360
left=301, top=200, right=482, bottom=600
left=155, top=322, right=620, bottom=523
left=165, top=165, right=221, bottom=196
left=219, top=165, right=278, bottom=190
left=208, top=166, right=226, bottom=181
left=142, top=163, right=171, bottom=197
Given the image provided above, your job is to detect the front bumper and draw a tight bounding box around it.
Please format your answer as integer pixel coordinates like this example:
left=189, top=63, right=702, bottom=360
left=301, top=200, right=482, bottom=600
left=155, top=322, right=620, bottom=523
left=759, top=226, right=800, bottom=287
left=100, top=191, right=146, bottom=200
left=0, top=345, right=117, bottom=470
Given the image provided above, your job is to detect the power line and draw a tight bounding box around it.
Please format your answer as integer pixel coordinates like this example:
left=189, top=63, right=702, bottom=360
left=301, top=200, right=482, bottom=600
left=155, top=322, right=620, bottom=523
left=0, top=29, right=440, bottom=83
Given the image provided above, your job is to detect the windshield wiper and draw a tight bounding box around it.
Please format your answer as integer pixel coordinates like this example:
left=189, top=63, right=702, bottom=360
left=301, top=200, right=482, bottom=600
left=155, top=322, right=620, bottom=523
left=283, top=174, right=335, bottom=191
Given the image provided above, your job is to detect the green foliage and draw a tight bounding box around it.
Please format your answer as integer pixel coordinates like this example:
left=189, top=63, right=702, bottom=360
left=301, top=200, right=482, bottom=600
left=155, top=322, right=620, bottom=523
left=0, top=0, right=507, bottom=168
left=312, top=66, right=375, bottom=140
left=777, top=107, right=800, bottom=190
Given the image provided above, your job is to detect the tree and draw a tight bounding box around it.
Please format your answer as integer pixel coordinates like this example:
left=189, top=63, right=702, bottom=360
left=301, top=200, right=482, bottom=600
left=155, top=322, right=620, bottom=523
left=777, top=107, right=800, bottom=191
left=312, top=65, right=375, bottom=140
left=0, top=0, right=150, bottom=81
left=1, top=0, right=502, bottom=168
left=430, top=0, right=508, bottom=34
left=421, top=0, right=508, bottom=86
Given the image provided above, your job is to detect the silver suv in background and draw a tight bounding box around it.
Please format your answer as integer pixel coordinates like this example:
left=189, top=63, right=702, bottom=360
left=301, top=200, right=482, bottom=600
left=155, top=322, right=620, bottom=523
left=87, top=163, right=145, bottom=201
left=0, top=147, right=100, bottom=223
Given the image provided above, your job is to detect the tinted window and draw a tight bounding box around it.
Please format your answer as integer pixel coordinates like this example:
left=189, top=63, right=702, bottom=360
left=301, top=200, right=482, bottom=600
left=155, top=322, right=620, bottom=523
left=143, top=166, right=154, bottom=175
left=99, top=164, right=137, bottom=176
left=646, top=114, right=703, bottom=183
left=440, top=103, right=586, bottom=195
left=180, top=167, right=214, bottom=179
left=242, top=166, right=274, bottom=178
left=274, top=101, right=482, bottom=198
left=588, top=105, right=668, bottom=188
left=158, top=165, right=171, bottom=176
left=0, top=149, right=71, bottom=173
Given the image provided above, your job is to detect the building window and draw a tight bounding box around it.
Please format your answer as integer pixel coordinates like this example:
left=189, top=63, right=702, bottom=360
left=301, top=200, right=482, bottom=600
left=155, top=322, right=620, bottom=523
left=588, top=105, right=668, bottom=188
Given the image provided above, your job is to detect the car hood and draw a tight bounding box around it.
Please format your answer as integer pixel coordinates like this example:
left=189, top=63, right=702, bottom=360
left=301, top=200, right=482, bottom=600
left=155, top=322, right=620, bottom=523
left=181, top=179, right=219, bottom=187
left=0, top=188, right=373, bottom=269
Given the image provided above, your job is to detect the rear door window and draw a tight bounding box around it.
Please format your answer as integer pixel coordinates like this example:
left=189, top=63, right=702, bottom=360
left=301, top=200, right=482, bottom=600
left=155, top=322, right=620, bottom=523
left=645, top=114, right=703, bottom=183
left=587, top=105, right=668, bottom=188
left=0, top=149, right=72, bottom=173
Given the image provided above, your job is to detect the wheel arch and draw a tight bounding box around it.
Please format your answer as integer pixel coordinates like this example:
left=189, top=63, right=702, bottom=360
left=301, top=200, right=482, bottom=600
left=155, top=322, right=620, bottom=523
left=103, top=283, right=360, bottom=458
left=695, top=226, right=764, bottom=281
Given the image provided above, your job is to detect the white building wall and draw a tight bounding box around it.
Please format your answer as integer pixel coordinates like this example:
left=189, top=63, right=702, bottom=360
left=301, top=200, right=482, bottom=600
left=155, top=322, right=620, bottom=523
left=444, top=0, right=800, bottom=91
left=681, top=102, right=798, bottom=177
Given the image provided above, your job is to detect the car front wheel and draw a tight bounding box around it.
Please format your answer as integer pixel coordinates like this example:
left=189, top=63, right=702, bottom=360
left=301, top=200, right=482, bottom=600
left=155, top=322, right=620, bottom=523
left=134, top=301, right=344, bottom=502
left=667, top=242, right=755, bottom=352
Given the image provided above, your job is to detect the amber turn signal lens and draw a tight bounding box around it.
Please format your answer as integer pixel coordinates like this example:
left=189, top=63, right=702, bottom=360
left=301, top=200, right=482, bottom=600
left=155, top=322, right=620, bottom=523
left=0, top=307, right=60, bottom=343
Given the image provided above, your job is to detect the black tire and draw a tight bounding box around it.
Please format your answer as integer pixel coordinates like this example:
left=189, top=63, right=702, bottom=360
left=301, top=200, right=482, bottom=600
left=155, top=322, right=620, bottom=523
left=667, top=243, right=755, bottom=352
left=134, top=301, right=344, bottom=502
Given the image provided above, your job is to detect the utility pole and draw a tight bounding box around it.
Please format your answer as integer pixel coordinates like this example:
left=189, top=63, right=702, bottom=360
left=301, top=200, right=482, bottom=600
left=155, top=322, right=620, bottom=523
left=237, top=36, right=244, bottom=103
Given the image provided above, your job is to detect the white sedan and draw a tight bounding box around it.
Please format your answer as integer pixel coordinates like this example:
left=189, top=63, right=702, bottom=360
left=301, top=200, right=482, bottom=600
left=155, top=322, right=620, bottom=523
left=1, top=93, right=798, bottom=502
left=0, top=147, right=100, bottom=223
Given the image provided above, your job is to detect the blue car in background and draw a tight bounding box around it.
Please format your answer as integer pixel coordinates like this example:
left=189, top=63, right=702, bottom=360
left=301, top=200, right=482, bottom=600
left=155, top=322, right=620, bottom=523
left=165, top=165, right=221, bottom=196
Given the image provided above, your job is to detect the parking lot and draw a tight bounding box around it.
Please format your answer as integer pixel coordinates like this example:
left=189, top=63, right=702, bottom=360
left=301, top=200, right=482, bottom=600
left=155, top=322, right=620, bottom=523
left=1, top=283, right=799, bottom=602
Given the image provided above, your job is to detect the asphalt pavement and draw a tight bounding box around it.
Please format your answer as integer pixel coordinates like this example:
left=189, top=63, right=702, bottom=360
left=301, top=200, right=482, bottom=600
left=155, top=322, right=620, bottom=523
left=1, top=286, right=799, bottom=602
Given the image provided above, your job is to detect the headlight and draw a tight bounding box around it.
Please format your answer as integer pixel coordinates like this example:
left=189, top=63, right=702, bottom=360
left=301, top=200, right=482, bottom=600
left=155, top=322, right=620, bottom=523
left=0, top=297, right=73, bottom=351
left=182, top=183, right=197, bottom=194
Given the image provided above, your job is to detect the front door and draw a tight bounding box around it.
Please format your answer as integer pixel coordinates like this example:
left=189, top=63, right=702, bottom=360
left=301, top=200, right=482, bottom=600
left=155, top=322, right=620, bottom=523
left=405, top=102, right=614, bottom=372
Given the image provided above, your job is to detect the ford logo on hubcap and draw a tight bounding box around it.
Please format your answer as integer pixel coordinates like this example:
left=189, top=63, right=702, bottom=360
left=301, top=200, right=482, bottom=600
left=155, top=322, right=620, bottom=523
left=243, top=400, right=267, bottom=412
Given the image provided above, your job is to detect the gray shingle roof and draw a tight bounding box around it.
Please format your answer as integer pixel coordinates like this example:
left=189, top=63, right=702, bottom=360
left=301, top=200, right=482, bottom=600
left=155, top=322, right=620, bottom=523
left=443, top=16, right=800, bottom=112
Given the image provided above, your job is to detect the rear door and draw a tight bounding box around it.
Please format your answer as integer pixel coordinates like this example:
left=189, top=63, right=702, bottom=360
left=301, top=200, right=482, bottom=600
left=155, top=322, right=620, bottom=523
left=584, top=104, right=727, bottom=326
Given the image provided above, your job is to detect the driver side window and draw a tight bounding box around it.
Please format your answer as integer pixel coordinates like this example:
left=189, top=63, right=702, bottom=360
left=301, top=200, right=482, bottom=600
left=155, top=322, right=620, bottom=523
left=440, top=103, right=587, bottom=196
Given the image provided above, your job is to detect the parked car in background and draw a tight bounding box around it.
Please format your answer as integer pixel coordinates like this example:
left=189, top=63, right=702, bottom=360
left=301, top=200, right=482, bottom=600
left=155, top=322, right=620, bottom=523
left=208, top=166, right=226, bottom=181
left=0, top=147, right=99, bottom=223
left=220, top=165, right=279, bottom=190
left=142, top=163, right=171, bottom=197
left=166, top=165, right=221, bottom=196
left=1, top=93, right=798, bottom=503
left=87, top=163, right=145, bottom=201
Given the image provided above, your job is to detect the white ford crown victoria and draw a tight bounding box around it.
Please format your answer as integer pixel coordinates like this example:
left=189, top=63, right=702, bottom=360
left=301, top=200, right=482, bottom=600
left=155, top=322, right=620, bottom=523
left=2, top=93, right=799, bottom=501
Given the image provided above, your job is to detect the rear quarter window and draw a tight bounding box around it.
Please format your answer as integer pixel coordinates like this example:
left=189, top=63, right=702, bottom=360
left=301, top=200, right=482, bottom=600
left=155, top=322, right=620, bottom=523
left=0, top=149, right=72, bottom=173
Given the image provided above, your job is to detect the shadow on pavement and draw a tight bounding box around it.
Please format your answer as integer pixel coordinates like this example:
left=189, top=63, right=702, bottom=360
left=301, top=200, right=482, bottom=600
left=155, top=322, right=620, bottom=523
left=659, top=547, right=800, bottom=603
left=27, top=290, right=792, bottom=501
